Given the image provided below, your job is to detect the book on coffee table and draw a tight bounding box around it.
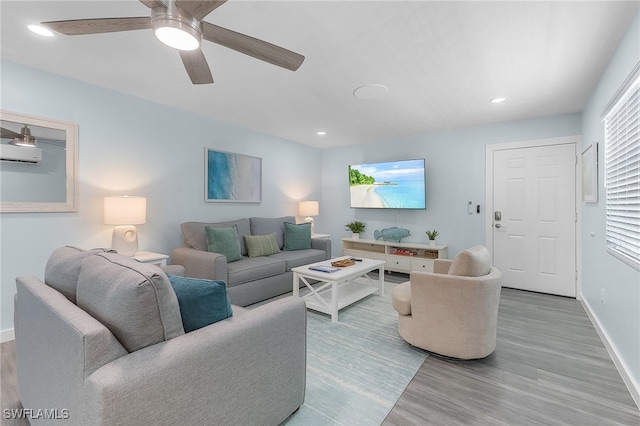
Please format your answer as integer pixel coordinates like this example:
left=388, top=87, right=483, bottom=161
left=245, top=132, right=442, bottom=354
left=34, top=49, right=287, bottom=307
left=308, top=265, right=340, bottom=273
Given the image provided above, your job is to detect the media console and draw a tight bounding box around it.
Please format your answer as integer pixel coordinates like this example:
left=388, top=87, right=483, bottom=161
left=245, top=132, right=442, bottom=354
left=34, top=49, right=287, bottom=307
left=342, top=237, right=447, bottom=274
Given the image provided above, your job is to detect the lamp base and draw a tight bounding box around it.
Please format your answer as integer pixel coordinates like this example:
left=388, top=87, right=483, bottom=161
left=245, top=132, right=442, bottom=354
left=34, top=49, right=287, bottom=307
left=111, top=225, right=139, bottom=257
left=303, top=216, right=315, bottom=234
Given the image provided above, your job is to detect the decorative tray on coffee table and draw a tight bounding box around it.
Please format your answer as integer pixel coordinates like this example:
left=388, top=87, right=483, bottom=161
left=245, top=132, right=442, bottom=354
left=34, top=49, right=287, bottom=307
left=331, top=258, right=356, bottom=267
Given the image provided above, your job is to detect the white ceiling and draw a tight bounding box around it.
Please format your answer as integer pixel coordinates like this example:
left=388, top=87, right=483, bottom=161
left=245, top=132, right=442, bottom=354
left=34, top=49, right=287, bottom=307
left=1, top=1, right=638, bottom=148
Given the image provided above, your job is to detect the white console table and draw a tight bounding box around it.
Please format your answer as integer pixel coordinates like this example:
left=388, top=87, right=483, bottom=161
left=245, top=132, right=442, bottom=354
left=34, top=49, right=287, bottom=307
left=342, top=238, right=447, bottom=274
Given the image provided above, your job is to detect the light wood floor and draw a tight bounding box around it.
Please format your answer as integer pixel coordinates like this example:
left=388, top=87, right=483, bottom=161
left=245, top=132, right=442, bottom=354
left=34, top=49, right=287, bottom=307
left=2, top=286, right=638, bottom=426
left=383, top=287, right=640, bottom=425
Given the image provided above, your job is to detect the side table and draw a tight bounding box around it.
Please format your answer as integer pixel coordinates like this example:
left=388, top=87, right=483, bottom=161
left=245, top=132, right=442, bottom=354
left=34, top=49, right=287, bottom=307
left=133, top=251, right=169, bottom=266
left=312, top=233, right=331, bottom=239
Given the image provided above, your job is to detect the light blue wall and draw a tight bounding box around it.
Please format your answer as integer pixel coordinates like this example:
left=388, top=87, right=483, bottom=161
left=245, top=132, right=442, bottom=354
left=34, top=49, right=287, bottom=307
left=0, top=60, right=322, bottom=332
left=581, top=11, right=640, bottom=389
left=321, top=114, right=581, bottom=257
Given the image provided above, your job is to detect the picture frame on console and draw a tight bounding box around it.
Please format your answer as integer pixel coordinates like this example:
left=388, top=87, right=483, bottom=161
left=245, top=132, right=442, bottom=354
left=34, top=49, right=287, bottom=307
left=204, top=148, right=261, bottom=203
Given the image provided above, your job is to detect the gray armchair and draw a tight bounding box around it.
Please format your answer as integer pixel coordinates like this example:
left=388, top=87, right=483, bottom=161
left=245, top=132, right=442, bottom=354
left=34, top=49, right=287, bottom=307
left=391, top=245, right=502, bottom=359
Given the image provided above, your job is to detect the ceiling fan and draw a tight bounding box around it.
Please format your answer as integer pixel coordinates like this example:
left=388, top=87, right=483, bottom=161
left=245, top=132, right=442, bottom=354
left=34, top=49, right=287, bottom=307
left=40, top=0, right=305, bottom=85
left=1, top=125, right=64, bottom=147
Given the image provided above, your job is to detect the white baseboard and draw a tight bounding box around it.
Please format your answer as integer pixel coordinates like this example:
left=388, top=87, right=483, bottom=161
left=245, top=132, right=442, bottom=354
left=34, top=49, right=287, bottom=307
left=1, top=328, right=15, bottom=343
left=581, top=297, right=640, bottom=409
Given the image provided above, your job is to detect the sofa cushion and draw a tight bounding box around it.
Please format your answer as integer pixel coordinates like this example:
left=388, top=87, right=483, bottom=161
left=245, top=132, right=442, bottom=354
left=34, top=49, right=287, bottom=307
left=244, top=233, right=280, bottom=257
left=205, top=225, right=243, bottom=262
left=166, top=274, right=233, bottom=332
left=391, top=281, right=412, bottom=315
left=449, top=245, right=491, bottom=277
left=181, top=219, right=251, bottom=255
left=76, top=252, right=185, bottom=352
left=250, top=216, right=295, bottom=249
left=226, top=256, right=286, bottom=287
left=270, top=249, right=328, bottom=271
left=44, top=246, right=114, bottom=304
left=284, top=222, right=312, bottom=251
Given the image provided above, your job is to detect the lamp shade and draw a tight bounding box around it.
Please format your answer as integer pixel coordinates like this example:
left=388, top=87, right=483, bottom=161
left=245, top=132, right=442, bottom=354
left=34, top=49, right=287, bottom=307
left=104, top=196, right=147, bottom=225
left=299, top=201, right=319, bottom=217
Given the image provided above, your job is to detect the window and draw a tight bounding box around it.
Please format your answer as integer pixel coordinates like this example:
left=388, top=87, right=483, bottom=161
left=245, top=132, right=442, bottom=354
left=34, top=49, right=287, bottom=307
left=603, top=66, right=640, bottom=269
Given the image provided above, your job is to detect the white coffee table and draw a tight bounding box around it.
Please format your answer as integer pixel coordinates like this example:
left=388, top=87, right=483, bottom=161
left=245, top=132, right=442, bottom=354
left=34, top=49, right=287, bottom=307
left=292, top=257, right=385, bottom=323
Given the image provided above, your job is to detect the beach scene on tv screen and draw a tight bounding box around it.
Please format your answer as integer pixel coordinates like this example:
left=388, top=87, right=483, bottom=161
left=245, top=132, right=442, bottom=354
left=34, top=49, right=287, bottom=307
left=349, top=159, right=426, bottom=209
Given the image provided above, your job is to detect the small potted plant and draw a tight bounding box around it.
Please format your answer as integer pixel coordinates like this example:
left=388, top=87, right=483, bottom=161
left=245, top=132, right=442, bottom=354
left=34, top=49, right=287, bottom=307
left=425, top=229, right=439, bottom=246
left=345, top=221, right=365, bottom=239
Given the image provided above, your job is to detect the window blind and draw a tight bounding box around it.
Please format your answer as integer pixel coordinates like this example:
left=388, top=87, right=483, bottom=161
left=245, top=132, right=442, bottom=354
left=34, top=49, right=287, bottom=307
left=604, top=72, right=640, bottom=268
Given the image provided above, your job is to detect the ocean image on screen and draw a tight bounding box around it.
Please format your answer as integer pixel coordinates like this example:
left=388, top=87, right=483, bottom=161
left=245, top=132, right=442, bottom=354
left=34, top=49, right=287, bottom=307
left=349, top=159, right=426, bottom=209
left=207, top=150, right=261, bottom=202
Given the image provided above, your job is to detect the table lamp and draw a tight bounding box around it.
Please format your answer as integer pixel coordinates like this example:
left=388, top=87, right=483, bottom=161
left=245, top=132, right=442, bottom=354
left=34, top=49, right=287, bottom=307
left=104, top=196, right=146, bottom=256
left=299, top=200, right=319, bottom=234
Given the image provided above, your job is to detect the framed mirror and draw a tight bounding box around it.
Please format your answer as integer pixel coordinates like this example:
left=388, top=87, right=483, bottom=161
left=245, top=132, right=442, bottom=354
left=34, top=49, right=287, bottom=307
left=0, top=110, right=78, bottom=213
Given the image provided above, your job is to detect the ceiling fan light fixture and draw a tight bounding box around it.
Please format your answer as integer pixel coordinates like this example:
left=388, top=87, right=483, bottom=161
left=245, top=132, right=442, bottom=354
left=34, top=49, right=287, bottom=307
left=27, top=24, right=54, bottom=37
left=152, top=5, right=202, bottom=51
left=9, top=138, right=37, bottom=148
left=8, top=125, right=37, bottom=147
left=154, top=23, right=200, bottom=51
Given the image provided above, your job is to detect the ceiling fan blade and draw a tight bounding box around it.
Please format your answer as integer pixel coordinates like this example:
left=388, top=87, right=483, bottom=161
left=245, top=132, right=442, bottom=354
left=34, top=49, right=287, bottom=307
left=0, top=127, right=20, bottom=139
left=176, top=0, right=227, bottom=20
left=41, top=17, right=152, bottom=35
left=179, top=49, right=214, bottom=84
left=202, top=22, right=305, bottom=71
left=139, top=0, right=167, bottom=8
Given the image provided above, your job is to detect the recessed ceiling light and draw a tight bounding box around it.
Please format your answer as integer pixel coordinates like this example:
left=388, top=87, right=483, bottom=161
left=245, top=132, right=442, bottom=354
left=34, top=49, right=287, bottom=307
left=317, top=131, right=326, bottom=136
left=490, top=97, right=506, bottom=104
left=353, top=84, right=388, bottom=100
left=27, top=24, right=54, bottom=37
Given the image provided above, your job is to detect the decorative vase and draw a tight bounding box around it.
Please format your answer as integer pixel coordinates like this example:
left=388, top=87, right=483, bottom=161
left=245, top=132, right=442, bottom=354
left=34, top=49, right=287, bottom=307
left=429, top=239, right=436, bottom=246
left=352, top=233, right=360, bottom=240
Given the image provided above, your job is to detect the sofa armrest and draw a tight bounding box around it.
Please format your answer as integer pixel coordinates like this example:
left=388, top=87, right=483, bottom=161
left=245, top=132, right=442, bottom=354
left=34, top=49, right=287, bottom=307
left=433, top=258, right=452, bottom=274
left=15, top=276, right=128, bottom=423
left=311, top=237, right=332, bottom=259
left=172, top=246, right=227, bottom=281
left=84, top=296, right=306, bottom=426
left=160, top=264, right=185, bottom=276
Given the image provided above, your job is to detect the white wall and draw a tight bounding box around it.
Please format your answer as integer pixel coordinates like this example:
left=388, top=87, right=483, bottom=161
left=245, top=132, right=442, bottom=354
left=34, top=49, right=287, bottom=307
left=0, top=60, right=322, bottom=334
left=320, top=114, right=582, bottom=257
left=580, top=11, right=640, bottom=396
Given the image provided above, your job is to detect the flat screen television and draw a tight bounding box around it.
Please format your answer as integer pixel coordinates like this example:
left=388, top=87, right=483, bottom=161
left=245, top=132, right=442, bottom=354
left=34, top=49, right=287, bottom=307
left=349, top=158, right=426, bottom=209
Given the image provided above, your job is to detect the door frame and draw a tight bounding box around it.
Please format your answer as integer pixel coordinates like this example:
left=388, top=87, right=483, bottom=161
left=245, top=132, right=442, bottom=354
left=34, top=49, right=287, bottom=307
left=485, top=135, right=582, bottom=299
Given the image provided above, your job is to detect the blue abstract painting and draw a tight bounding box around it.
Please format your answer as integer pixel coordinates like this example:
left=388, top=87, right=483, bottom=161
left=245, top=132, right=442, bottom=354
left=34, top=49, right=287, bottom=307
left=205, top=149, right=261, bottom=202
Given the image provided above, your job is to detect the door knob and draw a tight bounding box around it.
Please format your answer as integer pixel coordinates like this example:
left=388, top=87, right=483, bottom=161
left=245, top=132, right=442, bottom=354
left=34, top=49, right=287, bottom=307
left=495, top=223, right=504, bottom=229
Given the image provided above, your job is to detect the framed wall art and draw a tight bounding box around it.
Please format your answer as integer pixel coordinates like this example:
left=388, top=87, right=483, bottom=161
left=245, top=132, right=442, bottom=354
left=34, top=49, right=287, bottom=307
left=205, top=148, right=261, bottom=203
left=581, top=142, right=598, bottom=202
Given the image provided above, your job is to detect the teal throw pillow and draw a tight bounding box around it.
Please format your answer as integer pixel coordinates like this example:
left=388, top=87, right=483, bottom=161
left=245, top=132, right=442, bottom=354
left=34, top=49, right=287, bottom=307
left=244, top=233, right=280, bottom=257
left=284, top=222, right=312, bottom=251
left=205, top=225, right=242, bottom=262
left=167, top=274, right=233, bottom=332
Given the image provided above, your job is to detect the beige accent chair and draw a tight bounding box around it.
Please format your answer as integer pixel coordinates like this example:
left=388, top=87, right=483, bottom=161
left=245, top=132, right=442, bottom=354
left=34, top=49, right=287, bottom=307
left=391, top=245, right=502, bottom=359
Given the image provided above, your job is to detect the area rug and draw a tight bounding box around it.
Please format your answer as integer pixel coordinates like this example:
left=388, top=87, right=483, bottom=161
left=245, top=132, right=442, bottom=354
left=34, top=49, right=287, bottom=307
left=283, top=293, right=428, bottom=425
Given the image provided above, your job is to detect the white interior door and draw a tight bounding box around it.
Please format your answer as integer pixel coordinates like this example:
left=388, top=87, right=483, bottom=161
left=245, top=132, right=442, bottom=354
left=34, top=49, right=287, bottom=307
left=491, top=142, right=577, bottom=297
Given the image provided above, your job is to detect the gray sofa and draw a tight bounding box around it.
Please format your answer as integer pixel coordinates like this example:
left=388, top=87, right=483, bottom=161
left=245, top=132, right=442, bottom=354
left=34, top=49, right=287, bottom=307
left=14, top=246, right=306, bottom=426
left=173, top=216, right=331, bottom=306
